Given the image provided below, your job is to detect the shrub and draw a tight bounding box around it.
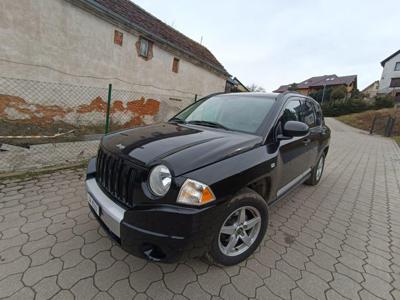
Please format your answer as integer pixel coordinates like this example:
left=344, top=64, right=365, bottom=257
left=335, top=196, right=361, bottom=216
left=330, top=86, right=347, bottom=101
left=374, top=95, right=394, bottom=109
left=321, top=98, right=371, bottom=117
left=309, top=87, right=332, bottom=103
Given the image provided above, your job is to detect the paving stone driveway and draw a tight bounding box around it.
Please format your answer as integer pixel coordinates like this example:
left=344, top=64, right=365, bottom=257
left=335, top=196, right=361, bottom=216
left=1, top=118, right=400, bottom=300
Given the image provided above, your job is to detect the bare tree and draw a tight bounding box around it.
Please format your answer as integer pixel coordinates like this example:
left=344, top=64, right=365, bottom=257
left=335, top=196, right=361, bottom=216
left=247, top=84, right=266, bottom=93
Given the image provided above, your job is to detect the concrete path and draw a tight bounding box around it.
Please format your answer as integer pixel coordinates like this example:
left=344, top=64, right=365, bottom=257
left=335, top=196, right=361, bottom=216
left=1, top=118, right=400, bottom=300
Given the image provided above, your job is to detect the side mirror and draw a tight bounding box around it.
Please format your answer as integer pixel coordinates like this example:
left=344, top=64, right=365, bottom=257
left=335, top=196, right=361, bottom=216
left=281, top=121, right=309, bottom=138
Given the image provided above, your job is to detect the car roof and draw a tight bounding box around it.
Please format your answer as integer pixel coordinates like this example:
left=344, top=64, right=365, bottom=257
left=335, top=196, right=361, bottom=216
left=218, top=92, right=279, bottom=99
left=207, top=91, right=320, bottom=108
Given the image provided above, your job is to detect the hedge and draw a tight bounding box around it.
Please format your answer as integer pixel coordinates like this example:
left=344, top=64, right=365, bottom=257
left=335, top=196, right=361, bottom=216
left=321, top=95, right=395, bottom=117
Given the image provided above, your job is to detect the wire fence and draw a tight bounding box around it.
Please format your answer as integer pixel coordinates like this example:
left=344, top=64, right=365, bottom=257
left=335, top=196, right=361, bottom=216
left=0, top=76, right=195, bottom=173
left=369, top=108, right=400, bottom=137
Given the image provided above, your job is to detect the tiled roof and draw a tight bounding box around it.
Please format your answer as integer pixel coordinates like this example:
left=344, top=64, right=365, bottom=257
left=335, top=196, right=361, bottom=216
left=273, top=85, right=290, bottom=93
left=79, top=0, right=228, bottom=75
left=274, top=74, right=357, bottom=92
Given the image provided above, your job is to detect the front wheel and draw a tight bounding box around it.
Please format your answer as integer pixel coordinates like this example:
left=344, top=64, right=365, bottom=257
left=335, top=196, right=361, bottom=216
left=206, top=188, right=268, bottom=266
left=305, top=152, right=325, bottom=186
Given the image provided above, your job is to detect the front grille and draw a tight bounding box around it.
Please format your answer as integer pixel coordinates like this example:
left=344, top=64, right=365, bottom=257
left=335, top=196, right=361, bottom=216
left=96, top=148, right=137, bottom=207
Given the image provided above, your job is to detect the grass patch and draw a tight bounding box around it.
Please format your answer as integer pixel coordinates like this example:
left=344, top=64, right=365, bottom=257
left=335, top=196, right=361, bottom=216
left=393, top=136, right=400, bottom=146
left=336, top=107, right=400, bottom=136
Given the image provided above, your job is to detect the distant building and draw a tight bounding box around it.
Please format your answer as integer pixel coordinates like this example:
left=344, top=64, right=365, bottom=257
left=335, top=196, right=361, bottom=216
left=379, top=49, right=400, bottom=103
left=274, top=74, right=357, bottom=101
left=225, top=77, right=249, bottom=93
left=362, top=80, right=379, bottom=99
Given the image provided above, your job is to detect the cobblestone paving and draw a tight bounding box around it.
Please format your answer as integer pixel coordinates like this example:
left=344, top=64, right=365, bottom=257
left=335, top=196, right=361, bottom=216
left=1, top=118, right=400, bottom=300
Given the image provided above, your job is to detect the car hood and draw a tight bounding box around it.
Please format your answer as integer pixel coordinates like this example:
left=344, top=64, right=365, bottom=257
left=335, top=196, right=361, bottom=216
left=101, top=123, right=262, bottom=176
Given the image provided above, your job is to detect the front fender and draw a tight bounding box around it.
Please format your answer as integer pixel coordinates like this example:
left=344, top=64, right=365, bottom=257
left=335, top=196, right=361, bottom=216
left=180, top=146, right=277, bottom=204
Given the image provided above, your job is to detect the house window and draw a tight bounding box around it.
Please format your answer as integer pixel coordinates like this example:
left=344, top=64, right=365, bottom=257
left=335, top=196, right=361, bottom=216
left=172, top=58, right=180, bottom=73
left=114, top=30, right=123, bottom=46
left=395, top=62, right=400, bottom=71
left=139, top=38, right=150, bottom=58
left=390, top=78, right=400, bottom=88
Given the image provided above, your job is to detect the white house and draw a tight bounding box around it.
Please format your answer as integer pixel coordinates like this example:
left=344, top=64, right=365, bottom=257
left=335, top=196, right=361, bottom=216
left=378, top=49, right=400, bottom=102
left=0, top=0, right=229, bottom=127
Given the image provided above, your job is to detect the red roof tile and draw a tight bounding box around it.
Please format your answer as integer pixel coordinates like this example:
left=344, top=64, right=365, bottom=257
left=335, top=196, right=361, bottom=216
left=274, top=74, right=357, bottom=92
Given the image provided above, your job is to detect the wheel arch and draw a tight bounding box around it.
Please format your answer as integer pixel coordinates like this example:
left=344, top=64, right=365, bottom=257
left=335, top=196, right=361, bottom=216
left=247, top=176, right=272, bottom=203
left=323, top=145, right=329, bottom=157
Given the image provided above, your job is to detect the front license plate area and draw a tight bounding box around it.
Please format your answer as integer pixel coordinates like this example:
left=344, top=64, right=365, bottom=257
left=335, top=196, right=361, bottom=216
left=87, top=193, right=101, bottom=216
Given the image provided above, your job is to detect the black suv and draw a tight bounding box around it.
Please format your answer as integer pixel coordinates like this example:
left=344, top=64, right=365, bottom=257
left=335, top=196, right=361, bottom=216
left=86, top=92, right=330, bottom=265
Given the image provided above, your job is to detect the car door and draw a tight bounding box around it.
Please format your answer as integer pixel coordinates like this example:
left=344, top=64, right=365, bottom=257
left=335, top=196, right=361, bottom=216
left=276, top=99, right=311, bottom=193
left=300, top=98, right=320, bottom=169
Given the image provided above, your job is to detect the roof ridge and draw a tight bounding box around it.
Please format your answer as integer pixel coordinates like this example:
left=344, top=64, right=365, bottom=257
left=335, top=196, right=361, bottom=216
left=121, top=0, right=206, bottom=49
left=381, top=49, right=400, bottom=67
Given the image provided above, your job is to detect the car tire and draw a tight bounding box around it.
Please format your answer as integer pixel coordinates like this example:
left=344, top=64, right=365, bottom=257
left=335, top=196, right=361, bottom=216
left=206, top=188, right=268, bottom=266
left=305, top=152, right=326, bottom=186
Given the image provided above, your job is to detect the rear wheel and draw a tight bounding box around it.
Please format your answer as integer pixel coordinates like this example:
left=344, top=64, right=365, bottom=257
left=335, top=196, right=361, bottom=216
left=207, top=188, right=268, bottom=266
left=305, top=152, right=325, bottom=186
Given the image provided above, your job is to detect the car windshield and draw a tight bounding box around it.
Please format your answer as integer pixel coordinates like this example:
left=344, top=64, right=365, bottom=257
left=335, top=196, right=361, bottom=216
left=171, top=94, right=275, bottom=134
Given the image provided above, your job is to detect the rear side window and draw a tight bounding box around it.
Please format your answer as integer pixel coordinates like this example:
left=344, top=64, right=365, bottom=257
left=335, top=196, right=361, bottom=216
left=302, top=100, right=316, bottom=127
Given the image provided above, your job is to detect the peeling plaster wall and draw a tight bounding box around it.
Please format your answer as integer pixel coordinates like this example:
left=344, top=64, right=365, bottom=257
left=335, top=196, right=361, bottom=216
left=0, top=94, right=160, bottom=127
left=0, top=0, right=227, bottom=124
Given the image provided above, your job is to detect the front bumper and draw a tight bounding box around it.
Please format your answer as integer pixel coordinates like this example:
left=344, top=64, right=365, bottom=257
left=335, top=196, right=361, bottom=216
left=86, top=177, right=225, bottom=262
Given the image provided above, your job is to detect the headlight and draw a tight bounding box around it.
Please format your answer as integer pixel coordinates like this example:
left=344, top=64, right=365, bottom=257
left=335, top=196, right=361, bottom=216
left=149, top=165, right=172, bottom=196
left=177, top=179, right=216, bottom=205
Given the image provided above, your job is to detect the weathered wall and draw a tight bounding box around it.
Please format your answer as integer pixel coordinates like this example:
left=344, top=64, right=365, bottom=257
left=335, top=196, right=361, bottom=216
left=0, top=0, right=226, bottom=125
left=379, top=52, right=400, bottom=94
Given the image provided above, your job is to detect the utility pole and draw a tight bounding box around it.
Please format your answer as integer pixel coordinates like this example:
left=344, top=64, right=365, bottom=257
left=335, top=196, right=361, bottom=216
left=321, top=84, right=327, bottom=104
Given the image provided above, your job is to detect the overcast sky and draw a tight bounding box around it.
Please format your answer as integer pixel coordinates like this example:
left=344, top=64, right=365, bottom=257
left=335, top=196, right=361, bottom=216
left=133, top=0, right=399, bottom=91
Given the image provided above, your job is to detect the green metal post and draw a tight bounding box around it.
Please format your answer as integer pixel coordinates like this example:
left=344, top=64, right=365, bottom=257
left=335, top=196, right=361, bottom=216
left=105, top=84, right=112, bottom=134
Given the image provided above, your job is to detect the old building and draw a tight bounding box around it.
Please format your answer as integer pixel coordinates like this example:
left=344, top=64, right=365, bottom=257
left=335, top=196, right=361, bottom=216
left=0, top=0, right=229, bottom=128
left=274, top=74, right=357, bottom=102
left=379, top=49, right=400, bottom=102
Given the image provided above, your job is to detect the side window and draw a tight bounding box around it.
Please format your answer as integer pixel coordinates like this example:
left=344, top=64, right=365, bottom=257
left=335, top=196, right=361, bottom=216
left=281, top=100, right=302, bottom=125
left=302, top=100, right=316, bottom=127
left=276, top=100, right=302, bottom=136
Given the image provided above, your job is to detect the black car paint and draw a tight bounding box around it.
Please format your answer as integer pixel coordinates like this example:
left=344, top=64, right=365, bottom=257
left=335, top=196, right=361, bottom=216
left=101, top=122, right=263, bottom=177
left=86, top=92, right=330, bottom=261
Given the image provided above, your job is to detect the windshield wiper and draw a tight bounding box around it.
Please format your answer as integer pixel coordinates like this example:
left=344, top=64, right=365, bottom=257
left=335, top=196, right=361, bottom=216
left=168, top=117, right=186, bottom=124
left=187, top=120, right=229, bottom=130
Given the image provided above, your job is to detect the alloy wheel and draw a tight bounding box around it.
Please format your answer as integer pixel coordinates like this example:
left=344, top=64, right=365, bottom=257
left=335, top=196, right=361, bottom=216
left=218, top=206, right=261, bottom=256
left=316, top=156, right=324, bottom=181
